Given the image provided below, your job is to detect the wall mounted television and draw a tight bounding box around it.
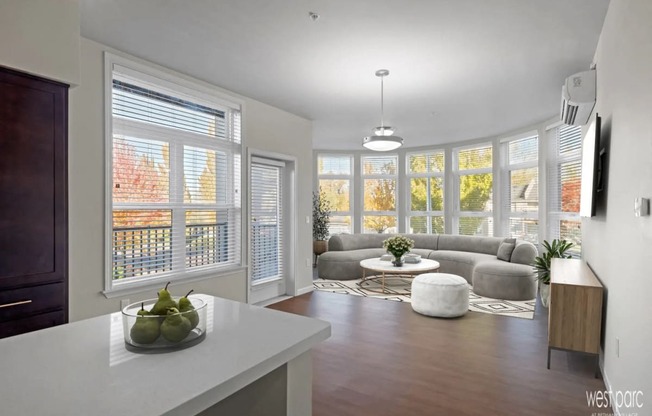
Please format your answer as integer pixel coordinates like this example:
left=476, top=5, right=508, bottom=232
left=580, top=113, right=601, bottom=217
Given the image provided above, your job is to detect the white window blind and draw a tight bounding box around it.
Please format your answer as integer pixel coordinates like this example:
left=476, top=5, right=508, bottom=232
left=108, top=60, right=242, bottom=289
left=548, top=124, right=582, bottom=255
left=362, top=154, right=398, bottom=233
left=454, top=144, right=494, bottom=236
left=502, top=134, right=539, bottom=243
left=250, top=160, right=283, bottom=282
left=407, top=151, right=445, bottom=234
left=317, top=154, right=353, bottom=235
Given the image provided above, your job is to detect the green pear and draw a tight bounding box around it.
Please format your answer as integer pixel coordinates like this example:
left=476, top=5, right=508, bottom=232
left=130, top=302, right=161, bottom=344
left=178, top=289, right=199, bottom=330
left=150, top=282, right=178, bottom=316
left=160, top=307, right=192, bottom=343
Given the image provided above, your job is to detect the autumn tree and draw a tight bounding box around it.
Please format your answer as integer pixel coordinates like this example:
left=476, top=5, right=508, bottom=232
left=408, top=153, right=444, bottom=233
left=457, top=147, right=493, bottom=235
left=112, top=137, right=170, bottom=228
left=363, top=160, right=396, bottom=233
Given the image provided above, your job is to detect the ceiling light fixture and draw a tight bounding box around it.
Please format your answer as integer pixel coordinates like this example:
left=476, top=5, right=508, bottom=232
left=363, top=69, right=404, bottom=151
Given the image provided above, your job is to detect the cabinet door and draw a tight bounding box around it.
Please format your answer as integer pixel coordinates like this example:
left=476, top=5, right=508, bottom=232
left=0, top=67, right=68, bottom=301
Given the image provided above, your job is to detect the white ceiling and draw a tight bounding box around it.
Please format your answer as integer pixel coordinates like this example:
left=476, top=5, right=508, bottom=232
left=81, top=0, right=609, bottom=150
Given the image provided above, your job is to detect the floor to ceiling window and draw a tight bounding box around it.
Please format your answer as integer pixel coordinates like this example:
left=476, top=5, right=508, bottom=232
left=502, top=133, right=539, bottom=243
left=547, top=124, right=583, bottom=255
left=453, top=143, right=494, bottom=236
left=406, top=150, right=445, bottom=234
left=317, top=154, right=353, bottom=235
left=362, top=154, right=398, bottom=233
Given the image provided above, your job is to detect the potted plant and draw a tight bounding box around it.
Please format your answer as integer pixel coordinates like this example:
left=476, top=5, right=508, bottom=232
left=382, top=235, right=415, bottom=267
left=312, top=189, right=331, bottom=265
left=532, top=239, right=574, bottom=307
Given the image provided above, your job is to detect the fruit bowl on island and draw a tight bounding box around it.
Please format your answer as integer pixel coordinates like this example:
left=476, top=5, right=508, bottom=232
left=121, top=286, right=208, bottom=352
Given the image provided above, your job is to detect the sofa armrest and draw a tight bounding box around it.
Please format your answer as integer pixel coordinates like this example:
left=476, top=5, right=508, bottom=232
left=328, top=235, right=345, bottom=251
left=510, top=241, right=537, bottom=265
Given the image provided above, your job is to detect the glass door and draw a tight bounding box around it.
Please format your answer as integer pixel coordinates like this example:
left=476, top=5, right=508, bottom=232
left=249, top=157, right=286, bottom=304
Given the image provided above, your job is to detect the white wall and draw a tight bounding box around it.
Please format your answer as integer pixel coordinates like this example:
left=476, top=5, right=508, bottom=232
left=69, top=38, right=313, bottom=321
left=583, top=0, right=652, bottom=410
left=0, top=0, right=80, bottom=85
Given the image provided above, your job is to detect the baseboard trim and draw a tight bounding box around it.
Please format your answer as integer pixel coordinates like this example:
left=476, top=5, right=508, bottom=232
left=296, top=286, right=314, bottom=296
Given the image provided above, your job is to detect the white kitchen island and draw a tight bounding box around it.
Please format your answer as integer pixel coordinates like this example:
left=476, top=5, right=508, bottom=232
left=0, top=295, right=330, bottom=416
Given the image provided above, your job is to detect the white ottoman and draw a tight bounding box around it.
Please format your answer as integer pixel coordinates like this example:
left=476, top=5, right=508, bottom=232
left=411, top=273, right=469, bottom=318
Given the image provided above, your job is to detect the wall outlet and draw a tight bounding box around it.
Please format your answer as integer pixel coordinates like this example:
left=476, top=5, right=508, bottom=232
left=306, top=258, right=312, bottom=268
left=120, top=298, right=130, bottom=310
left=306, top=216, right=310, bottom=224
left=616, top=338, right=620, bottom=358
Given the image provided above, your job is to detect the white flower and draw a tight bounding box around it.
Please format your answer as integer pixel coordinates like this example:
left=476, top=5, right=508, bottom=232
left=382, top=236, right=415, bottom=256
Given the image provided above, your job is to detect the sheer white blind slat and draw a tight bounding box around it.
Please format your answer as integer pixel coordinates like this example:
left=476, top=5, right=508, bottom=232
left=251, top=163, right=283, bottom=282
left=548, top=124, right=582, bottom=255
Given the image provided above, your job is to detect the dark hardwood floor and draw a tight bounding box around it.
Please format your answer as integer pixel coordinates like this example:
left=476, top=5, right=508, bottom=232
left=268, top=290, right=606, bottom=416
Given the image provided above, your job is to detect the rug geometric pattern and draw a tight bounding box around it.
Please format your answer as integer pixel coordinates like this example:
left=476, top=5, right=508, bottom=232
left=313, top=278, right=536, bottom=320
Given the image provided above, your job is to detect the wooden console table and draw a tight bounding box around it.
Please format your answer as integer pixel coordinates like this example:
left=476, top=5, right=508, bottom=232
left=547, top=258, right=603, bottom=377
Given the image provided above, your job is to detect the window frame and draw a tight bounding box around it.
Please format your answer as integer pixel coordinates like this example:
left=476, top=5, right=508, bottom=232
left=500, top=132, right=539, bottom=243
left=361, top=153, right=398, bottom=233
left=316, top=154, right=354, bottom=235
left=103, top=53, right=245, bottom=297
left=452, top=142, right=494, bottom=236
left=405, top=150, right=445, bottom=234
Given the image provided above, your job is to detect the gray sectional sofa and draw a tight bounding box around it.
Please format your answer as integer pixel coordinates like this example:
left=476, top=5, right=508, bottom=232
left=317, top=233, right=538, bottom=301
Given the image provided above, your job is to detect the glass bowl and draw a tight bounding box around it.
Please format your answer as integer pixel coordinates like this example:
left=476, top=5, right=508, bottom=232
left=121, top=296, right=207, bottom=352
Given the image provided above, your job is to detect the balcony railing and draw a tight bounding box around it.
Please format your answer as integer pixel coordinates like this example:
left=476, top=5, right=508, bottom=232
left=112, top=222, right=279, bottom=281
left=112, top=222, right=228, bottom=280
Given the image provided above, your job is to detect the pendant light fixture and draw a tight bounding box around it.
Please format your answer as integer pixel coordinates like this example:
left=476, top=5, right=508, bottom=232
left=363, top=69, right=404, bottom=151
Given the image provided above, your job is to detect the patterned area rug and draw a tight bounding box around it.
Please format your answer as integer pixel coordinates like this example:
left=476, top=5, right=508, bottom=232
left=313, top=278, right=536, bottom=320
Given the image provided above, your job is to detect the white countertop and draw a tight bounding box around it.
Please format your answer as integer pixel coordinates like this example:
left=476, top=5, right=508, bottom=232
left=0, top=295, right=331, bottom=416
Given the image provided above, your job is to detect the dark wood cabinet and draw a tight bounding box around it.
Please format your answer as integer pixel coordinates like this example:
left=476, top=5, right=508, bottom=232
left=0, top=66, right=68, bottom=338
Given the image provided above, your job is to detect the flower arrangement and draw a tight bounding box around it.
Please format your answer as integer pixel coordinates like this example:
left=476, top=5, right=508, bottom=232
left=383, top=235, right=415, bottom=264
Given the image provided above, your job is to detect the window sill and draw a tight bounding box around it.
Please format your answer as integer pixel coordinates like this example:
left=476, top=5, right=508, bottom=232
left=102, top=266, right=247, bottom=299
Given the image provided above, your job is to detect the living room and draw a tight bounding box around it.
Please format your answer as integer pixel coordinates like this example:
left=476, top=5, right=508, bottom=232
left=0, top=0, right=650, bottom=415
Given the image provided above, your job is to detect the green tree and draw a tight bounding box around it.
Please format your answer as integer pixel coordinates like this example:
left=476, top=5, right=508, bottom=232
left=408, top=154, right=444, bottom=233
left=458, top=147, right=493, bottom=235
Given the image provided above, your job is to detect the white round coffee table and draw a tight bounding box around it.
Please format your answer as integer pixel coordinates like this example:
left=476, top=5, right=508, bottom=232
left=359, top=258, right=441, bottom=294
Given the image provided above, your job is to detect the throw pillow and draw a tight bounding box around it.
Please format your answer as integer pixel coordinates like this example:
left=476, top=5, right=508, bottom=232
left=497, top=238, right=517, bottom=262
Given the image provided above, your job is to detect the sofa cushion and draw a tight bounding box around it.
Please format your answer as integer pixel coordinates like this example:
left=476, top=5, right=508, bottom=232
left=497, top=238, right=516, bottom=262
left=510, top=241, right=538, bottom=265
left=427, top=251, right=496, bottom=284
left=437, top=235, right=504, bottom=256
left=317, top=248, right=386, bottom=280
left=472, top=260, right=537, bottom=300
left=328, top=234, right=389, bottom=251
left=329, top=233, right=439, bottom=252
left=405, top=234, right=439, bottom=251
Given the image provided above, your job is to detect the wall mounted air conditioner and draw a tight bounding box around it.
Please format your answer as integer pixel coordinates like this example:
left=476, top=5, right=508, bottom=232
left=560, top=69, right=596, bottom=126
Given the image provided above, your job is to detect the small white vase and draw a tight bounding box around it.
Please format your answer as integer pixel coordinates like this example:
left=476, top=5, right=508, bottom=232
left=539, top=282, right=550, bottom=308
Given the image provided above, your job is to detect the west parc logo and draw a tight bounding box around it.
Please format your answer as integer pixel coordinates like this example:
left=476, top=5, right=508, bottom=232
left=587, top=390, right=644, bottom=416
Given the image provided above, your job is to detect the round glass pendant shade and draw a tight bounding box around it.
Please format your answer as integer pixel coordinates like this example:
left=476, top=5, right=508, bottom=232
left=362, top=135, right=404, bottom=151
